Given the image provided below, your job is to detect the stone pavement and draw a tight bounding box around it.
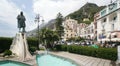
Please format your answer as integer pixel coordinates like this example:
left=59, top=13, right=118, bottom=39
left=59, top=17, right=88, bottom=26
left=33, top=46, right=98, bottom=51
left=50, top=52, right=113, bottom=66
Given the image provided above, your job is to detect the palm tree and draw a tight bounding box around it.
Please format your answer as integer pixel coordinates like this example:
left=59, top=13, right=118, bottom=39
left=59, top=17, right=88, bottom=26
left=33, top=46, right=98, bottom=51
left=39, top=28, right=59, bottom=49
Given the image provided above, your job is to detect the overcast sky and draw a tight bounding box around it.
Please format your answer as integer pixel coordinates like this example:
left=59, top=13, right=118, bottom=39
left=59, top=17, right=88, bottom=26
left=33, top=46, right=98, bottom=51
left=0, top=0, right=115, bottom=37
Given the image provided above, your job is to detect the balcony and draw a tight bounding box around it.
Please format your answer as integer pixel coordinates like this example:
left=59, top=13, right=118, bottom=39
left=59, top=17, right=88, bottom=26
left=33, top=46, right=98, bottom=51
left=99, top=0, right=119, bottom=18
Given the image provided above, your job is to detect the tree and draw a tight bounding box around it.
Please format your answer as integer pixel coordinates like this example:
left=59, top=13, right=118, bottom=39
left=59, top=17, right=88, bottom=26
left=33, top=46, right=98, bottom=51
left=39, top=28, right=59, bottom=48
left=66, top=37, right=85, bottom=42
left=55, top=13, right=64, bottom=40
left=66, top=37, right=75, bottom=42
left=75, top=37, right=85, bottom=42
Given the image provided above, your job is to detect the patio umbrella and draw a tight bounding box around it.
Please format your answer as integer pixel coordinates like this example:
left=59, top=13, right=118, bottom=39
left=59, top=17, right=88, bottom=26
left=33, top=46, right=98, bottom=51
left=111, top=38, right=120, bottom=41
left=102, top=38, right=110, bottom=41
left=91, top=44, right=99, bottom=48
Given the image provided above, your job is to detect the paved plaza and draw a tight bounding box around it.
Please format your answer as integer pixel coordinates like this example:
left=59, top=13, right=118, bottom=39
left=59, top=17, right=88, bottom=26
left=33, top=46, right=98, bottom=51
left=50, top=52, right=114, bottom=66
left=0, top=51, right=116, bottom=66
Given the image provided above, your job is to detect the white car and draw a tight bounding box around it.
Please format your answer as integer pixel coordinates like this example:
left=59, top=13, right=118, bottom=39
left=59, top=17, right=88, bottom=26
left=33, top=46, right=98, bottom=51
left=74, top=42, right=79, bottom=45
left=67, top=42, right=72, bottom=45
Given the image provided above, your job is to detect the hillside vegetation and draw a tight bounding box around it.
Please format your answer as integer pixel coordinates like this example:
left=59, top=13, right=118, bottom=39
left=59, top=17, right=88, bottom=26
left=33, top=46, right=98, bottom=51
left=67, top=3, right=105, bottom=24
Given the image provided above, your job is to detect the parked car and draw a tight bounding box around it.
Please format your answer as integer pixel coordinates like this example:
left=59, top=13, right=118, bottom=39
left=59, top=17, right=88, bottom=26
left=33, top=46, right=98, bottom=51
left=67, top=42, right=72, bottom=45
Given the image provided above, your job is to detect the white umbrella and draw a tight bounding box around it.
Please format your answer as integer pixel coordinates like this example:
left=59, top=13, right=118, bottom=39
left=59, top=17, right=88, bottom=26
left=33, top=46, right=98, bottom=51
left=102, top=38, right=110, bottom=41
left=111, top=38, right=120, bottom=41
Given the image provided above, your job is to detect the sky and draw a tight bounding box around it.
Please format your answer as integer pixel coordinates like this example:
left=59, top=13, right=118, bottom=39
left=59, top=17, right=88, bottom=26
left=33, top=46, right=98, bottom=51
left=0, top=0, right=115, bottom=37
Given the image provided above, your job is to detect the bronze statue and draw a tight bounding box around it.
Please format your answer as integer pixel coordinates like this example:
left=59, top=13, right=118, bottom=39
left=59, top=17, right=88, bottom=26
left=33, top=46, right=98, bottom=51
left=17, top=11, right=26, bottom=32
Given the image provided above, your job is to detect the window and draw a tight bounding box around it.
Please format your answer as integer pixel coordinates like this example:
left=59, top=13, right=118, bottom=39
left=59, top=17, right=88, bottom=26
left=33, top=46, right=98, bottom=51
left=103, top=18, right=106, bottom=22
left=101, top=9, right=106, bottom=16
left=102, top=25, right=105, bottom=32
left=92, top=29, right=94, bottom=33
left=112, top=24, right=114, bottom=31
left=102, top=25, right=104, bottom=29
left=67, top=34, right=68, bottom=36
left=114, top=35, right=117, bottom=38
left=113, top=16, right=117, bottom=21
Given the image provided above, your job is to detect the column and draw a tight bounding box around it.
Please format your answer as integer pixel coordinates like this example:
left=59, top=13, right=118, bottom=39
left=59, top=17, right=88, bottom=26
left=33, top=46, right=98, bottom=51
left=117, top=11, right=120, bottom=30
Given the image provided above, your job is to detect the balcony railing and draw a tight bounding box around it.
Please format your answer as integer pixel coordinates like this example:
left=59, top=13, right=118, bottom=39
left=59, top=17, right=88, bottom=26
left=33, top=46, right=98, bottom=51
left=99, top=0, right=120, bottom=18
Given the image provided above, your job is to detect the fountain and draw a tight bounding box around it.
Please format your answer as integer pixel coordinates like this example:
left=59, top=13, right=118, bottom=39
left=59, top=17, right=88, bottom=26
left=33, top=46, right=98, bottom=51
left=39, top=44, right=48, bottom=54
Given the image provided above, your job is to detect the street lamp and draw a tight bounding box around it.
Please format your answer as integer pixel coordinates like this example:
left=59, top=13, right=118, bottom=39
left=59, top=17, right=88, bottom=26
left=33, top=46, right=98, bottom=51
left=35, top=14, right=44, bottom=49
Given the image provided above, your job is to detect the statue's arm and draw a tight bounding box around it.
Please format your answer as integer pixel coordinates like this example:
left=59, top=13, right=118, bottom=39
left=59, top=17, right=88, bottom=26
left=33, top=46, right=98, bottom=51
left=17, top=15, right=20, bottom=20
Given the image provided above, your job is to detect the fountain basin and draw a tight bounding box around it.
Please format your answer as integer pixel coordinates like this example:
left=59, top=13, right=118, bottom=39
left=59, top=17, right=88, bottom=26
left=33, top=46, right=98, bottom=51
left=36, top=54, right=79, bottom=66
left=0, top=60, right=30, bottom=66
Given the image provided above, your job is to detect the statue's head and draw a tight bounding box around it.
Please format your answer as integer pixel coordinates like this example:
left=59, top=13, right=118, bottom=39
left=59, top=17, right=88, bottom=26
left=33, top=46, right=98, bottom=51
left=20, top=11, right=23, bottom=16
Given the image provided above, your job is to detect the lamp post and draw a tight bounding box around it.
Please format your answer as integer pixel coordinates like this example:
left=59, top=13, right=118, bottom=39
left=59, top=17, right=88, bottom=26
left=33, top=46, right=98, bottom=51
left=35, top=14, right=44, bottom=49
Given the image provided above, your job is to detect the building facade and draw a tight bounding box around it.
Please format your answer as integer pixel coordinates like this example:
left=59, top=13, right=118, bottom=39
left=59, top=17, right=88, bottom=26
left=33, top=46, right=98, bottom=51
left=79, top=23, right=88, bottom=38
left=97, top=0, right=120, bottom=42
left=62, top=17, right=78, bottom=41
left=79, top=22, right=94, bottom=40
left=94, top=13, right=100, bottom=40
left=86, top=22, right=95, bottom=40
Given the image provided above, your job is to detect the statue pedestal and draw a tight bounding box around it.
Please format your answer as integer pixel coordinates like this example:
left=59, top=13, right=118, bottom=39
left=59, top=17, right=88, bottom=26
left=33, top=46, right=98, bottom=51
left=10, top=33, right=33, bottom=61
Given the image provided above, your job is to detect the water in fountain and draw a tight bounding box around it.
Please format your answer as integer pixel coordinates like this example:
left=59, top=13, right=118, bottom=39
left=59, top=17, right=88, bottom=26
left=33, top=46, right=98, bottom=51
left=39, top=44, right=48, bottom=54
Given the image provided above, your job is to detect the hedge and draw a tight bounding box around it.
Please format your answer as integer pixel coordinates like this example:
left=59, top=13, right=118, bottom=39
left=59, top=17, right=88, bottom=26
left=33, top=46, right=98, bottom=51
left=55, top=45, right=117, bottom=61
left=0, top=37, right=38, bottom=53
left=27, top=38, right=38, bottom=50
left=0, top=37, right=12, bottom=53
left=3, top=50, right=12, bottom=57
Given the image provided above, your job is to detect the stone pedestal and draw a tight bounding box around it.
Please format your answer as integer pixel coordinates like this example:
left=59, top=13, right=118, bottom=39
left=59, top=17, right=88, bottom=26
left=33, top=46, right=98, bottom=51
left=10, top=33, right=33, bottom=61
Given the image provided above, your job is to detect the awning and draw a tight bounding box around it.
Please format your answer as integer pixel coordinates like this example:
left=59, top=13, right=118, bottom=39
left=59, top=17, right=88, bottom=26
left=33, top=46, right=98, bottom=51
left=111, top=38, right=120, bottom=41
left=111, top=32, right=117, bottom=38
left=102, top=38, right=110, bottom=41
left=111, top=33, right=117, bottom=36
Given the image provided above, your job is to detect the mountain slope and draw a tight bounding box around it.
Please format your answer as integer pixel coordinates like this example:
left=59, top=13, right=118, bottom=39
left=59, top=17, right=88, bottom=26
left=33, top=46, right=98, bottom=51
left=67, top=2, right=105, bottom=24
left=43, top=19, right=56, bottom=29
left=27, top=19, right=56, bottom=37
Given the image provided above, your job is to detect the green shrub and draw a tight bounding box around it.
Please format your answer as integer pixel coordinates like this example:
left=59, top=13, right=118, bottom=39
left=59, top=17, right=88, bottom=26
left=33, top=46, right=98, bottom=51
left=54, top=45, right=62, bottom=51
left=40, top=48, right=45, bottom=50
left=27, top=38, right=38, bottom=50
left=96, top=48, right=117, bottom=61
left=61, top=45, right=68, bottom=51
left=55, top=45, right=117, bottom=61
left=0, top=37, right=12, bottom=53
left=29, top=47, right=37, bottom=52
left=3, top=50, right=12, bottom=57
left=52, top=48, right=57, bottom=51
left=0, top=37, right=38, bottom=53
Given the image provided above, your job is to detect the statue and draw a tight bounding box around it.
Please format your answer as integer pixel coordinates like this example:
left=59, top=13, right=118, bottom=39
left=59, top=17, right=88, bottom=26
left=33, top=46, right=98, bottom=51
left=17, top=11, right=26, bottom=32
left=10, top=11, right=33, bottom=61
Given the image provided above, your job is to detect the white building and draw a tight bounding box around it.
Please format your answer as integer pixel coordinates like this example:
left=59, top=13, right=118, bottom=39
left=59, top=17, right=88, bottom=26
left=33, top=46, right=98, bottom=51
left=77, top=23, right=87, bottom=37
left=79, top=22, right=94, bottom=40
left=97, top=0, right=120, bottom=41
left=86, top=22, right=95, bottom=39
